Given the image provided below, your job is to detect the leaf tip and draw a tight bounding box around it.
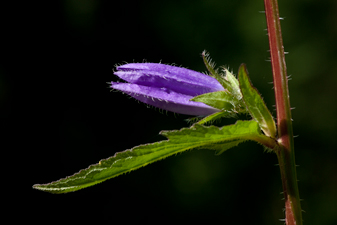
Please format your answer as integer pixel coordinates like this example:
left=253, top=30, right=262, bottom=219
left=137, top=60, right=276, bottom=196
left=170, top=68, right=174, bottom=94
left=32, top=183, right=53, bottom=193
left=238, top=63, right=248, bottom=77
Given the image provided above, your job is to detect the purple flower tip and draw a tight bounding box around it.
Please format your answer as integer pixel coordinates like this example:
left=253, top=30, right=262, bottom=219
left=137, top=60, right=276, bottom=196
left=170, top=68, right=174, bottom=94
left=111, top=63, right=224, bottom=116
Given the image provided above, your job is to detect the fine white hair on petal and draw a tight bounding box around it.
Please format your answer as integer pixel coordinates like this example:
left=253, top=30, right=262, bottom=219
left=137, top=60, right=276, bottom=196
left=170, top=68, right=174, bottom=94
left=110, top=82, right=220, bottom=116
left=116, top=63, right=224, bottom=91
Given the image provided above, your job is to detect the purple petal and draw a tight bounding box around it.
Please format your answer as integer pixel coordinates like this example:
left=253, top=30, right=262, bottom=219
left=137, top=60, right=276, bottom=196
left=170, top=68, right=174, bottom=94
left=114, top=70, right=220, bottom=96
left=116, top=63, right=224, bottom=93
left=111, top=82, right=220, bottom=116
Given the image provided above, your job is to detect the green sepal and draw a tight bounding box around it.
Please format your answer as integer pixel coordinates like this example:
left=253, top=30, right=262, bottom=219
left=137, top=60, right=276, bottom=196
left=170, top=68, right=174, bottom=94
left=201, top=51, right=243, bottom=104
left=238, top=64, right=277, bottom=138
left=33, top=120, right=273, bottom=194
left=202, top=50, right=232, bottom=90
left=225, top=69, right=243, bottom=101
left=194, top=111, right=234, bottom=125
left=191, top=91, right=238, bottom=111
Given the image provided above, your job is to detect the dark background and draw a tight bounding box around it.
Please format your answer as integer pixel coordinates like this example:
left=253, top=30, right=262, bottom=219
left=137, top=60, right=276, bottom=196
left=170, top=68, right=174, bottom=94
left=3, top=0, right=337, bottom=224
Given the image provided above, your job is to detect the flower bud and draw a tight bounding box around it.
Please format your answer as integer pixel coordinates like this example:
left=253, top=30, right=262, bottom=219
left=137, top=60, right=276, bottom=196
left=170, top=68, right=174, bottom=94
left=111, top=63, right=224, bottom=115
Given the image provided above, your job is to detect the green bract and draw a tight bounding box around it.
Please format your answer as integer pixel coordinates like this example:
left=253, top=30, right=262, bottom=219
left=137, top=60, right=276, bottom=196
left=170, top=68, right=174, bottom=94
left=191, top=91, right=236, bottom=111
left=238, top=64, right=277, bottom=138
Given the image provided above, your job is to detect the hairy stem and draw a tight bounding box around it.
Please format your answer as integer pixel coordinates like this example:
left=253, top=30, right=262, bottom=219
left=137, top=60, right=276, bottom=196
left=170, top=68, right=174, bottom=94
left=263, top=0, right=302, bottom=224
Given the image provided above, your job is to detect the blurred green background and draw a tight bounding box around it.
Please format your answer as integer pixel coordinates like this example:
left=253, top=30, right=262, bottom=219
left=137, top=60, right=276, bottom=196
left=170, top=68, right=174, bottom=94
left=5, top=0, right=335, bottom=224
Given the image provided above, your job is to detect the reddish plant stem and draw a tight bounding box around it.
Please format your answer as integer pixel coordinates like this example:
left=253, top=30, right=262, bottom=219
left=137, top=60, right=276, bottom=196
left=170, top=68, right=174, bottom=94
left=263, top=0, right=302, bottom=224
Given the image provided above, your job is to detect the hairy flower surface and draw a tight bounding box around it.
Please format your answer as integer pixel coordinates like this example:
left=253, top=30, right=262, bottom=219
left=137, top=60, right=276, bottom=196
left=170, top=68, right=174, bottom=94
left=111, top=63, right=224, bottom=115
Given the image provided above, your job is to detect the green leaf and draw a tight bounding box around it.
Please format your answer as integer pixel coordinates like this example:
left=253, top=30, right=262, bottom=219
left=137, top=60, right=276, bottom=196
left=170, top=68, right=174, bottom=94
left=238, top=64, right=277, bottom=138
left=33, top=120, right=271, bottom=194
left=191, top=91, right=238, bottom=111
left=204, top=140, right=245, bottom=155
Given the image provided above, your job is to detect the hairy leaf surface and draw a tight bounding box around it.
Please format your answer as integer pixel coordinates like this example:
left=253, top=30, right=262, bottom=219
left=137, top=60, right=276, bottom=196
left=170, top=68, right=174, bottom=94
left=33, top=120, right=266, bottom=194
